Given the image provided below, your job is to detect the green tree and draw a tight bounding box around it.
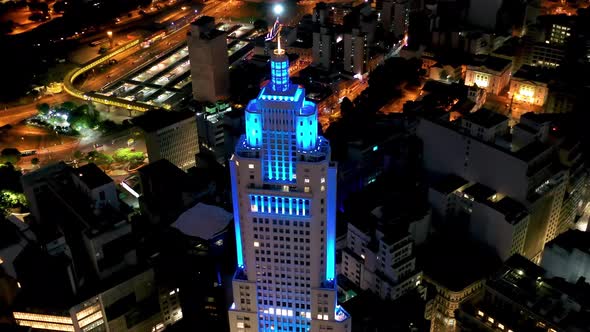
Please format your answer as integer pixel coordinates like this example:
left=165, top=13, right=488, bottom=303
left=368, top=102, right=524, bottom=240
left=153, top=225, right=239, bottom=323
left=87, top=151, right=113, bottom=166
left=0, top=163, right=22, bottom=192
left=60, top=101, right=77, bottom=112
left=73, top=150, right=83, bottom=160
left=0, top=148, right=20, bottom=165
left=37, top=103, right=50, bottom=115
left=113, top=148, right=144, bottom=163
left=99, top=120, right=119, bottom=133
left=0, top=190, right=27, bottom=209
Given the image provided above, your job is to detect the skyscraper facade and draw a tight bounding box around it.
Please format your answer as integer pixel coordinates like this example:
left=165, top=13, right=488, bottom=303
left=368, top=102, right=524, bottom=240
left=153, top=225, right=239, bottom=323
left=228, top=47, right=351, bottom=332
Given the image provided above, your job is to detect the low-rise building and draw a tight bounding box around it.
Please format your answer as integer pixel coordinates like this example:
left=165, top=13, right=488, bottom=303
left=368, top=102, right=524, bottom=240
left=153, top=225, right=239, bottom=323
left=429, top=176, right=529, bottom=261
left=341, top=210, right=425, bottom=301
left=12, top=268, right=182, bottom=332
left=422, top=237, right=501, bottom=332
left=542, top=230, right=590, bottom=284
left=508, top=65, right=551, bottom=106
left=456, top=255, right=590, bottom=332
left=465, top=56, right=512, bottom=95
left=417, top=109, right=568, bottom=262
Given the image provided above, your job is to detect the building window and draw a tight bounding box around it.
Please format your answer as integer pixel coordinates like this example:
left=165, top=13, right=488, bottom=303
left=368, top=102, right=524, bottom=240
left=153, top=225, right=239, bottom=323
left=304, top=187, right=310, bottom=193
left=249, top=164, right=255, bottom=169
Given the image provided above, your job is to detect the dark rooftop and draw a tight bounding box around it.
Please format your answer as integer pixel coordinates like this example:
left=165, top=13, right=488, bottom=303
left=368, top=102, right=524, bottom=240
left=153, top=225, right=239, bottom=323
left=546, top=229, right=590, bottom=254
left=431, top=174, right=469, bottom=194
left=492, top=197, right=528, bottom=223
left=422, top=234, right=502, bottom=291
left=463, top=183, right=496, bottom=201
left=513, top=140, right=550, bottom=162
left=133, top=110, right=195, bottom=133
left=470, top=55, right=512, bottom=73
left=492, top=38, right=519, bottom=57
left=76, top=163, right=112, bottom=189
left=193, top=15, right=214, bottom=27
left=138, top=158, right=187, bottom=180
left=462, top=108, right=507, bottom=128
left=512, top=65, right=554, bottom=84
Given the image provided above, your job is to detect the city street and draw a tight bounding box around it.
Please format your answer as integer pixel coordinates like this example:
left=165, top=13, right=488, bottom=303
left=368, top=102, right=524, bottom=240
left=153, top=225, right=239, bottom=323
left=0, top=93, right=70, bottom=127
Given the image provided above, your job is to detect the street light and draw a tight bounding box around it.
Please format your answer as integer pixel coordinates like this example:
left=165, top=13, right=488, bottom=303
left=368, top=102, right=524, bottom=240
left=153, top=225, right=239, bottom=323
left=107, top=30, right=113, bottom=48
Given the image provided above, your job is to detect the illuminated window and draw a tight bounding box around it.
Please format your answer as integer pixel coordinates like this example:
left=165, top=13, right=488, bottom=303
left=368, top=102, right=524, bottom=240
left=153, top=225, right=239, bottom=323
left=477, top=311, right=484, bottom=317
left=321, top=177, right=325, bottom=183
left=237, top=322, right=245, bottom=328
left=254, top=242, right=260, bottom=247
left=320, top=186, right=325, bottom=192
left=0, top=257, right=3, bottom=264
left=248, top=164, right=255, bottom=169
left=323, top=314, right=328, bottom=320
left=282, top=185, right=289, bottom=192
left=304, top=178, right=310, bottom=183
left=498, top=323, right=504, bottom=330
left=304, top=187, right=310, bottom=193
left=488, top=317, right=494, bottom=323
left=474, top=73, right=489, bottom=88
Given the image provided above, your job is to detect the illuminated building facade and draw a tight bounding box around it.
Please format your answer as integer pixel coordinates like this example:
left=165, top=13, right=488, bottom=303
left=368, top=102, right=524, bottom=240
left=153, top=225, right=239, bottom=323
left=508, top=65, right=549, bottom=106
left=464, top=56, right=512, bottom=95
left=13, top=269, right=181, bottom=332
left=228, top=45, right=351, bottom=332
left=135, top=111, right=199, bottom=171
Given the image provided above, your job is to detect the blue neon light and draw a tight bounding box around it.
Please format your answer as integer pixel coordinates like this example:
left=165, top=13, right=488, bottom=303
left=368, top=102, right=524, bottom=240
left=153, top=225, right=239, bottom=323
left=296, top=112, right=318, bottom=151
left=326, top=166, right=337, bottom=281
left=230, top=162, right=244, bottom=268
left=271, top=57, right=289, bottom=92
left=245, top=104, right=262, bottom=148
left=373, top=145, right=378, bottom=152
left=249, top=194, right=310, bottom=217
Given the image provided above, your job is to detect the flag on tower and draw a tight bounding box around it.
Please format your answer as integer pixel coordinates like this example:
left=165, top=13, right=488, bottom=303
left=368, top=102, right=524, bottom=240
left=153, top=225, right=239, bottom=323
left=265, top=18, right=281, bottom=42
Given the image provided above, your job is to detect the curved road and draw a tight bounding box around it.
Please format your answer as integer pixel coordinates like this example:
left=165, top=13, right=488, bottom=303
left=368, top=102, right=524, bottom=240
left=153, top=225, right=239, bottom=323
left=0, top=93, right=70, bottom=127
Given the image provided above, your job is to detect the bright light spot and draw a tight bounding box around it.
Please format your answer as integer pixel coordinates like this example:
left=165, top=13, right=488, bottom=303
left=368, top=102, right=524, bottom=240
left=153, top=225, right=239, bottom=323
left=273, top=3, right=284, bottom=16
left=254, top=241, right=260, bottom=247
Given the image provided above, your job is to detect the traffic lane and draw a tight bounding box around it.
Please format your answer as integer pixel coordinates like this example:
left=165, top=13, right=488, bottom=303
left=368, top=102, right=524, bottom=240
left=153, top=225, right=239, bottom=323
left=0, top=93, right=71, bottom=127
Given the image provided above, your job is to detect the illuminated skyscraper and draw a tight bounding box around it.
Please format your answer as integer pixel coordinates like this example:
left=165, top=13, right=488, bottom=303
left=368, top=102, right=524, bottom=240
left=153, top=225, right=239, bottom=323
left=227, top=44, right=351, bottom=332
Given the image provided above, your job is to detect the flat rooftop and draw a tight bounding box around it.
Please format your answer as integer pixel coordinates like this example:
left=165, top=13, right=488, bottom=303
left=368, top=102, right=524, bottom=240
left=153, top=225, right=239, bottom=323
left=133, top=110, right=194, bottom=133
left=76, top=163, right=112, bottom=189
left=546, top=229, right=590, bottom=254
left=462, top=108, right=507, bottom=128
left=470, top=55, right=511, bottom=73
left=431, top=174, right=469, bottom=194
left=512, top=65, right=554, bottom=84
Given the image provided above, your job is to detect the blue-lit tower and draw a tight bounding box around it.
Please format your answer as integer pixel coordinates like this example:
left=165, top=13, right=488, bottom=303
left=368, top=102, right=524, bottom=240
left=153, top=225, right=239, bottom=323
left=228, top=46, right=351, bottom=332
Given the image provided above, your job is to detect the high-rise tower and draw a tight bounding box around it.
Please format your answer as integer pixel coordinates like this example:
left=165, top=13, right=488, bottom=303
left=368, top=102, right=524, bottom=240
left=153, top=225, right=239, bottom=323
left=227, top=40, right=351, bottom=332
